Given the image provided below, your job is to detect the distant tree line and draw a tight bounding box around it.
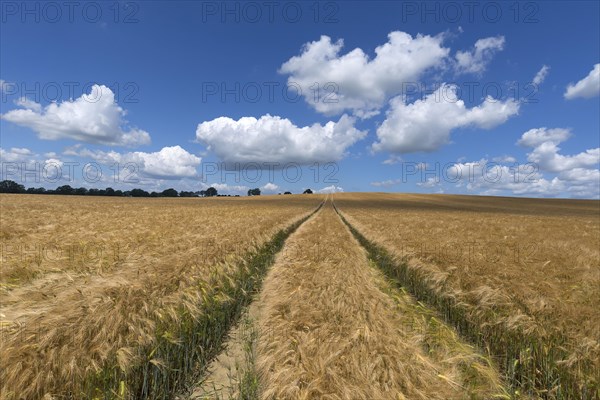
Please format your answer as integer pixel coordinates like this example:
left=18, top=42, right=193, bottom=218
left=0, top=180, right=235, bottom=198
left=279, top=189, right=312, bottom=194
left=1, top=180, right=314, bottom=197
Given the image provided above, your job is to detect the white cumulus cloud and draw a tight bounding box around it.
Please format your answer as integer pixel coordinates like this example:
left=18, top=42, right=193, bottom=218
left=447, top=159, right=564, bottom=196
left=370, top=179, right=401, bottom=188
left=279, top=32, right=449, bottom=117
left=208, top=183, right=249, bottom=195
left=317, top=185, right=344, bottom=193
left=262, top=182, right=280, bottom=193
left=65, top=145, right=201, bottom=179
left=454, top=36, right=505, bottom=75
left=1, top=84, right=151, bottom=147
left=533, top=65, right=550, bottom=85
left=372, top=84, right=520, bottom=154
left=517, top=127, right=572, bottom=147
left=447, top=158, right=599, bottom=199
left=0, top=79, right=13, bottom=93
left=14, top=97, right=42, bottom=113
left=492, top=155, right=517, bottom=163
left=196, top=114, right=366, bottom=165
left=0, top=148, right=73, bottom=184
left=445, top=129, right=600, bottom=198
left=0, top=147, right=34, bottom=162
left=417, top=177, right=441, bottom=188
left=564, top=63, right=600, bottom=99
left=518, top=128, right=600, bottom=173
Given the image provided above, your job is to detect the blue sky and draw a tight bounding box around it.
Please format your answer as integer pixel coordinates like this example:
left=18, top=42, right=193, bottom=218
left=1, top=1, right=599, bottom=197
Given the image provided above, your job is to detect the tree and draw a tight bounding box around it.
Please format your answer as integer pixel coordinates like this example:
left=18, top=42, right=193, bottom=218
left=75, top=187, right=88, bottom=196
left=284, top=191, right=292, bottom=195
left=197, top=190, right=207, bottom=197
left=130, top=188, right=150, bottom=197
left=55, top=185, right=75, bottom=195
left=162, top=188, right=179, bottom=197
left=26, top=187, right=46, bottom=194
left=303, top=189, right=313, bottom=194
left=205, top=187, right=218, bottom=197
left=88, top=188, right=104, bottom=196
left=248, top=188, right=261, bottom=196
left=0, top=180, right=26, bottom=193
left=105, top=187, right=116, bottom=196
left=179, top=191, right=197, bottom=197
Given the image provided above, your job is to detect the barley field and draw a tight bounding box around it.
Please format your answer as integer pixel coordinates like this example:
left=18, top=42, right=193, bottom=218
left=0, top=194, right=322, bottom=399
left=255, top=201, right=508, bottom=400
left=1, top=192, right=598, bottom=399
left=334, top=193, right=600, bottom=399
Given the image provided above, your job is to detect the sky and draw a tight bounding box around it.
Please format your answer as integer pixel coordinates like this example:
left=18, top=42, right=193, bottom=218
left=1, top=0, right=599, bottom=197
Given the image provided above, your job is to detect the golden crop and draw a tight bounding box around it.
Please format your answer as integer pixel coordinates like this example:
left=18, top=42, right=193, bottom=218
left=333, top=192, right=600, bottom=398
left=255, top=201, right=508, bottom=399
left=2, top=192, right=597, bottom=399
left=0, top=194, right=322, bottom=399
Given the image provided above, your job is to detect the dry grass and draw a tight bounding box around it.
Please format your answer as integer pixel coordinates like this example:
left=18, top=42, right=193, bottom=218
left=0, top=194, right=323, bottom=399
left=334, top=192, right=600, bottom=398
left=255, top=200, right=508, bottom=399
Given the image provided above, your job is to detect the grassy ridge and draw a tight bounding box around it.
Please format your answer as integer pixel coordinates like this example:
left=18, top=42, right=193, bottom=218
left=333, top=202, right=598, bottom=400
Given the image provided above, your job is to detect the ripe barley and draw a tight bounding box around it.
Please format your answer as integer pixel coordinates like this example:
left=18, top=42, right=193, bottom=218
left=0, top=194, right=322, bottom=398
left=334, top=192, right=600, bottom=399
left=256, top=201, right=505, bottom=399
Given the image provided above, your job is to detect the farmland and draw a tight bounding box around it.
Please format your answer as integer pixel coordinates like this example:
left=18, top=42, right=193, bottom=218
left=1, top=192, right=598, bottom=399
left=334, top=193, right=600, bottom=398
left=0, top=194, right=323, bottom=398
left=254, top=202, right=507, bottom=399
